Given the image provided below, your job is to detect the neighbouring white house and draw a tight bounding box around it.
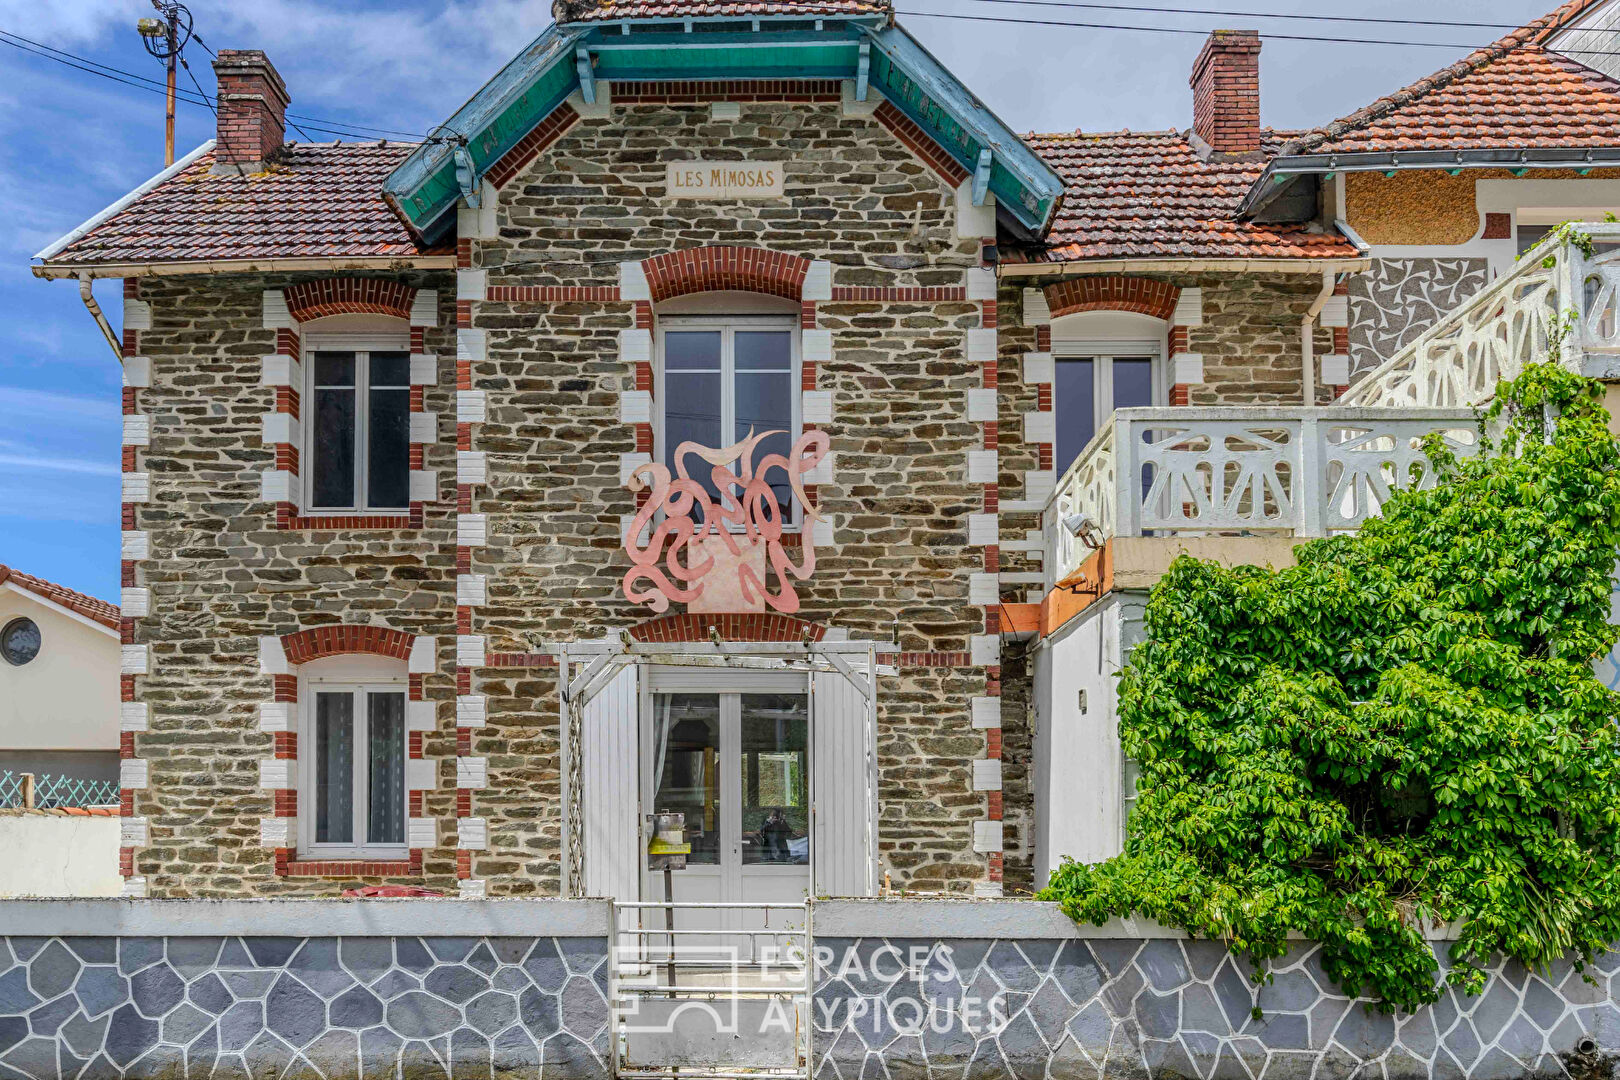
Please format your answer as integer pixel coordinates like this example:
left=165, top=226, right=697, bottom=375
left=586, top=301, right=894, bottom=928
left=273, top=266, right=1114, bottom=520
left=0, top=564, right=121, bottom=897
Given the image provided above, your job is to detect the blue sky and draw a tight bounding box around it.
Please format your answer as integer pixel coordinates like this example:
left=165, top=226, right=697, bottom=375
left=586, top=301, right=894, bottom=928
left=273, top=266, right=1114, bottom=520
left=0, top=0, right=1557, bottom=602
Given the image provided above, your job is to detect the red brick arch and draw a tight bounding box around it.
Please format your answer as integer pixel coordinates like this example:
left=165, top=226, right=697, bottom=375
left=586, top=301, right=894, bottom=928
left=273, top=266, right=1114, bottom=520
left=643, top=247, right=812, bottom=303
left=283, top=279, right=416, bottom=323
left=281, top=625, right=416, bottom=664
left=629, top=613, right=828, bottom=644
left=1043, top=275, right=1180, bottom=322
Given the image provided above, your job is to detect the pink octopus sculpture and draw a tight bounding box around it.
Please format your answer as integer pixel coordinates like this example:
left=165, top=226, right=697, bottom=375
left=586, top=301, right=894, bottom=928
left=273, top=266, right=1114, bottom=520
left=622, top=429, right=829, bottom=614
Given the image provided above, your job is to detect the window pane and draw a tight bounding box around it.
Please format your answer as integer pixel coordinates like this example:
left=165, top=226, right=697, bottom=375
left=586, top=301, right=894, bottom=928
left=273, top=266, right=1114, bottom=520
left=666, top=331, right=722, bottom=371
left=735, top=330, right=792, bottom=371
left=735, top=371, right=794, bottom=519
left=651, top=694, right=721, bottom=865
left=367, top=385, right=410, bottom=510
left=315, top=693, right=355, bottom=844
left=1055, top=357, right=1096, bottom=476
left=367, top=692, right=406, bottom=846
left=740, top=694, right=809, bottom=865
left=312, top=353, right=357, bottom=508
left=667, top=371, right=725, bottom=507
left=1113, top=357, right=1154, bottom=411
left=369, top=351, right=410, bottom=387
left=313, top=352, right=356, bottom=387
left=1517, top=224, right=1554, bottom=256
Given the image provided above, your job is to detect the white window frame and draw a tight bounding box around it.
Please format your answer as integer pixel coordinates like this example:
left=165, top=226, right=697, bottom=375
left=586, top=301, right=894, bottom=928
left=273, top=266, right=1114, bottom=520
left=298, top=663, right=410, bottom=861
left=302, top=330, right=413, bottom=515
left=655, top=315, right=803, bottom=530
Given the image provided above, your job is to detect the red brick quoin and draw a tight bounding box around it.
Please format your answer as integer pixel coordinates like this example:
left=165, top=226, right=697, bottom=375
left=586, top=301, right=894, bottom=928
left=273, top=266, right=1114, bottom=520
left=642, top=247, right=812, bottom=303
left=283, top=279, right=416, bottom=323
left=1043, top=276, right=1182, bottom=323
left=281, top=625, right=415, bottom=664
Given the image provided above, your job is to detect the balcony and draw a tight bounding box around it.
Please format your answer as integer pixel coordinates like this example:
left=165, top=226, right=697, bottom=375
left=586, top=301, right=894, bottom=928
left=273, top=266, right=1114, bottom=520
left=1040, top=222, right=1620, bottom=588
left=1040, top=407, right=1481, bottom=587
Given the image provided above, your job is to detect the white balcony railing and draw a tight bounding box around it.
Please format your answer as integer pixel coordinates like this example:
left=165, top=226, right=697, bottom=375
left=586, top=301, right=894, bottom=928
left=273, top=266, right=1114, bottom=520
left=1043, top=407, right=1481, bottom=587
left=1343, top=222, right=1620, bottom=408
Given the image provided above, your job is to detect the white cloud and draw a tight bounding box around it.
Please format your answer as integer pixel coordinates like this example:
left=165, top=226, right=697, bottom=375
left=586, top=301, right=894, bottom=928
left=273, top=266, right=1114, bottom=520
left=0, top=452, right=118, bottom=476
left=0, top=386, right=118, bottom=424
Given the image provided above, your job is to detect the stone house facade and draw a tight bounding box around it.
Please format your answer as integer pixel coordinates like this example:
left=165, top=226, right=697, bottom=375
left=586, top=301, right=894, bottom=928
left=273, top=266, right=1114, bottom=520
left=31, top=0, right=1620, bottom=902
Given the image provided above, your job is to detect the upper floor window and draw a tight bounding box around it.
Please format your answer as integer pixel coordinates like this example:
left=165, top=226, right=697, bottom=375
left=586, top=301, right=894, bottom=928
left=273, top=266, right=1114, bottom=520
left=1055, top=350, right=1158, bottom=475
left=299, top=657, right=407, bottom=860
left=304, top=327, right=411, bottom=513
left=657, top=314, right=800, bottom=524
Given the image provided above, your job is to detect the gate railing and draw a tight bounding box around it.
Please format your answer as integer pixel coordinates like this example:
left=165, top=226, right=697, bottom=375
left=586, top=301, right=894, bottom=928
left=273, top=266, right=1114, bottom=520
left=611, top=900, right=810, bottom=1080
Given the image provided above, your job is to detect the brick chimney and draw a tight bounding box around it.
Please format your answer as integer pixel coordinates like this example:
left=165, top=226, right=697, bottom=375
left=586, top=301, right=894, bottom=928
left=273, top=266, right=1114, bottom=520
left=1190, top=30, right=1261, bottom=155
left=212, top=50, right=289, bottom=173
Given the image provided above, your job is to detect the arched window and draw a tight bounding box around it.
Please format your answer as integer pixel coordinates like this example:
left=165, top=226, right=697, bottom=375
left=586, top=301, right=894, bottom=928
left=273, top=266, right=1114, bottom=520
left=301, top=313, right=412, bottom=514
left=654, top=292, right=802, bottom=525
left=298, top=653, right=408, bottom=860
left=1050, top=310, right=1167, bottom=474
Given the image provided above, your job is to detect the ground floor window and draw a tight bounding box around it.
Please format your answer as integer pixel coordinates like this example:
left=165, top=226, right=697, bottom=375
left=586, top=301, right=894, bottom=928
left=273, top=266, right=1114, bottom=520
left=301, top=683, right=407, bottom=858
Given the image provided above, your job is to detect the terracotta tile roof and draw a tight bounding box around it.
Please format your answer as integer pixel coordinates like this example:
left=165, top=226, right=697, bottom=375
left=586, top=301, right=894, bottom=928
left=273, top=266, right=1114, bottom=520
left=0, top=565, right=119, bottom=630
left=1021, top=128, right=1360, bottom=263
left=42, top=142, right=444, bottom=267
left=1283, top=0, right=1620, bottom=156
left=554, top=0, right=888, bottom=20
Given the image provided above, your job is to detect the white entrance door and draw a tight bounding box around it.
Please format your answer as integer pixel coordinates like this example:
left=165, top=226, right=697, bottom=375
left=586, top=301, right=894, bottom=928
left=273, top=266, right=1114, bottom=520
left=642, top=673, right=811, bottom=939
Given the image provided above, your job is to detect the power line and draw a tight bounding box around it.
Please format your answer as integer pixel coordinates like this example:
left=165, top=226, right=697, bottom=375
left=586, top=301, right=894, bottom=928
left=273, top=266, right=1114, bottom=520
left=960, top=0, right=1525, bottom=31
left=0, top=26, right=438, bottom=142
left=893, top=7, right=1581, bottom=52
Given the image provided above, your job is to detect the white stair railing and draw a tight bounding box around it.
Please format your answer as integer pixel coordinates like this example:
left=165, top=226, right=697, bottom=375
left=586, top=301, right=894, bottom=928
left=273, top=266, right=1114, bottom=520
left=1343, top=222, right=1620, bottom=409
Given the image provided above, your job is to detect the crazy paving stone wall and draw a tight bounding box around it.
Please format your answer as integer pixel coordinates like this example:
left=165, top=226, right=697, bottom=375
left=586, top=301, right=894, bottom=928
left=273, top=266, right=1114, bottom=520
left=0, top=934, right=609, bottom=1079
left=814, top=934, right=1620, bottom=1080
left=460, top=96, right=992, bottom=895
left=129, top=271, right=459, bottom=897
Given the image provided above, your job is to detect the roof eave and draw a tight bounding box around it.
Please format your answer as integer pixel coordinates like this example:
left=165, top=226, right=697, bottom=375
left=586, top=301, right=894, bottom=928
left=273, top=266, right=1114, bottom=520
left=32, top=254, right=458, bottom=281
left=1000, top=254, right=1371, bottom=277
left=1238, top=145, right=1620, bottom=217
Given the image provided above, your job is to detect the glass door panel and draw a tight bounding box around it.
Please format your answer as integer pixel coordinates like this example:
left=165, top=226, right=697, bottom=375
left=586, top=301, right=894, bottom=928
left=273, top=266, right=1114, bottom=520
left=650, top=693, right=723, bottom=865
left=739, top=694, right=809, bottom=866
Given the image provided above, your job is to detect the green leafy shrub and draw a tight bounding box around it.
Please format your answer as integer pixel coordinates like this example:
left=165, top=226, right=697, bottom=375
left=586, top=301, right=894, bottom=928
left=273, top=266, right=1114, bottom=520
left=1039, top=364, right=1620, bottom=1010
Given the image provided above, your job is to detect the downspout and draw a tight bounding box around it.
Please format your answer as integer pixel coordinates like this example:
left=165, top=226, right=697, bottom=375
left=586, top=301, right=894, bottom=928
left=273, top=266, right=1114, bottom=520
left=78, top=273, right=123, bottom=362
left=1301, top=268, right=1335, bottom=406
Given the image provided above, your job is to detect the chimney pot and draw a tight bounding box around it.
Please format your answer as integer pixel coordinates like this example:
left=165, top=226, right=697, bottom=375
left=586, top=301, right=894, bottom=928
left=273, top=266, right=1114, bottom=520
left=211, top=49, right=290, bottom=173
left=1190, top=30, right=1261, bottom=155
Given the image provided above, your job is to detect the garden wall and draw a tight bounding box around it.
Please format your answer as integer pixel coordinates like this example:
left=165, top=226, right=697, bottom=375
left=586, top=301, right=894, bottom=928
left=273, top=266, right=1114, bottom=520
left=812, top=900, right=1618, bottom=1080
left=0, top=900, right=611, bottom=1079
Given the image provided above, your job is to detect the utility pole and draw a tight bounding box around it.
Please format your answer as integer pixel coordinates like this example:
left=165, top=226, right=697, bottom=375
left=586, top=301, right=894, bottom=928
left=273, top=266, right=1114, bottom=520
left=137, top=2, right=192, bottom=167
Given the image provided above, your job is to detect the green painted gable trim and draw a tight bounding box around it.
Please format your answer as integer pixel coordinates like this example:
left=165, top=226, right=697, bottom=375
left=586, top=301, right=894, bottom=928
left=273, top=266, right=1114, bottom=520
left=383, top=16, right=1063, bottom=241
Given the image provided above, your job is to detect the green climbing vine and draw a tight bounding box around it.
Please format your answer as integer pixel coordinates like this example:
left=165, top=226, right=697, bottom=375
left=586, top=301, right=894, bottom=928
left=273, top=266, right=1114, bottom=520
left=1038, top=363, right=1620, bottom=1011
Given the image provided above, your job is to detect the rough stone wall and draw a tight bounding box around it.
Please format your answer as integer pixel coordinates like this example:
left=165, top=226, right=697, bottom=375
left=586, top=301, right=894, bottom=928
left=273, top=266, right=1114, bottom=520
left=132, top=271, right=459, bottom=897
left=0, top=933, right=611, bottom=1078
left=464, top=99, right=990, bottom=895
left=1181, top=273, right=1336, bottom=408
left=814, top=931, right=1620, bottom=1080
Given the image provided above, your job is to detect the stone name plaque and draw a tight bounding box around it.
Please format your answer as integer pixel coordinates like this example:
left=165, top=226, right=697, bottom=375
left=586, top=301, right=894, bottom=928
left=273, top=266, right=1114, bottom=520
left=666, top=161, right=785, bottom=199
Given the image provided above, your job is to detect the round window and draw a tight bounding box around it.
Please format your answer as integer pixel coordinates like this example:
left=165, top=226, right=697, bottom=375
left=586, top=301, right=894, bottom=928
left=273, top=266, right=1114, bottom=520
left=0, top=618, right=41, bottom=666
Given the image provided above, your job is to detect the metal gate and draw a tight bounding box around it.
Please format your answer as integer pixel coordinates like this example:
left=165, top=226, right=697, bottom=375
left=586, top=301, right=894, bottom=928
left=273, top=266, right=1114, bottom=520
left=610, top=901, right=810, bottom=1079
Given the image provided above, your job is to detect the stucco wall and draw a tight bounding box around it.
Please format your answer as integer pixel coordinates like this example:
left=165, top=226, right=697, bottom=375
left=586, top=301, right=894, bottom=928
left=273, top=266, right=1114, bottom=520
left=0, top=814, right=122, bottom=897
left=0, top=590, right=118, bottom=753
